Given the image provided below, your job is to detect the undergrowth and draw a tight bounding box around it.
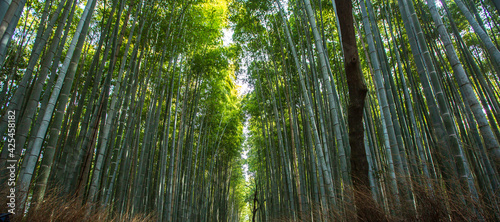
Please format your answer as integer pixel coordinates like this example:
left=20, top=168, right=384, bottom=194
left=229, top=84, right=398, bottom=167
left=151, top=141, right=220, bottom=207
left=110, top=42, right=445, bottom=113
left=0, top=186, right=155, bottom=222
left=267, top=176, right=499, bottom=222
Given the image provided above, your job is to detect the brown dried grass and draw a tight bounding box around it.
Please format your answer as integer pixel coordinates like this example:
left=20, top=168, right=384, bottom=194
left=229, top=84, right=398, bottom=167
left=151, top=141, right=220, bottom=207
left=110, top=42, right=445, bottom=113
left=267, top=176, right=499, bottom=222
left=0, top=186, right=155, bottom=222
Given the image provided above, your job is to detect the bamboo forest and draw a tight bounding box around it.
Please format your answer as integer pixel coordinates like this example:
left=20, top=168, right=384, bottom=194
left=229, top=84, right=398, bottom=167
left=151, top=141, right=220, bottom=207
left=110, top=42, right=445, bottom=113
left=1, top=0, right=500, bottom=220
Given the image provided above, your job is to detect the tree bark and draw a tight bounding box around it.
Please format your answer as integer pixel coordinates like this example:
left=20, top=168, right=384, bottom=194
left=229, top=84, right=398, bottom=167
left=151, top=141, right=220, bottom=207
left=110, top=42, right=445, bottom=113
left=335, top=0, right=376, bottom=220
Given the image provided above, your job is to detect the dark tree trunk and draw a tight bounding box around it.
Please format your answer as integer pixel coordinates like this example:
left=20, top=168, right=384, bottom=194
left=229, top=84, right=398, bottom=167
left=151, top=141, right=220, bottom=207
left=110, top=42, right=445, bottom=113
left=335, top=0, right=379, bottom=220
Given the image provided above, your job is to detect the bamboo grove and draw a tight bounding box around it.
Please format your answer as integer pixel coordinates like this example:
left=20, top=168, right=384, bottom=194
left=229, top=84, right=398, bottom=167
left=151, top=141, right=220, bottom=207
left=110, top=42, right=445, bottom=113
left=1, top=0, right=500, bottom=220
left=234, top=0, right=500, bottom=221
left=0, top=0, right=248, bottom=220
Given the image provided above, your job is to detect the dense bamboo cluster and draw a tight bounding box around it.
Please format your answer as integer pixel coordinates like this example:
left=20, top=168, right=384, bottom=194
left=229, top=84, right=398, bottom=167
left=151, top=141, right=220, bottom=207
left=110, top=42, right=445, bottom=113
left=1, top=0, right=500, bottom=220
left=236, top=0, right=500, bottom=220
left=0, top=0, right=246, bottom=221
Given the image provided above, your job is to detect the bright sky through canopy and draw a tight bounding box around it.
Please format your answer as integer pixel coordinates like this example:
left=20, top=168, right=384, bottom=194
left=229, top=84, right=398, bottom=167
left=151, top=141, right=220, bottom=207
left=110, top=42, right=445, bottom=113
left=223, top=27, right=251, bottom=182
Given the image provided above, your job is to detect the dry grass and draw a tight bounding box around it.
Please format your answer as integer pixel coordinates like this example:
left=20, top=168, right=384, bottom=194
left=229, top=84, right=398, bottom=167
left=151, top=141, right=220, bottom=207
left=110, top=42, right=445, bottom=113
left=1, top=176, right=498, bottom=221
left=0, top=186, right=155, bottom=222
left=267, top=177, right=499, bottom=222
